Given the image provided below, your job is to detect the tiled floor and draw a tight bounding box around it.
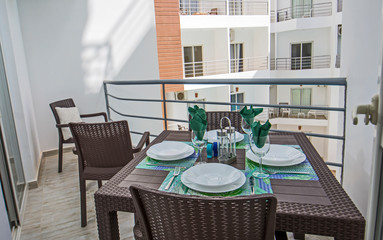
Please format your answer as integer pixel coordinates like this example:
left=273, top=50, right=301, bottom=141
left=19, top=151, right=333, bottom=240
left=20, top=151, right=134, bottom=240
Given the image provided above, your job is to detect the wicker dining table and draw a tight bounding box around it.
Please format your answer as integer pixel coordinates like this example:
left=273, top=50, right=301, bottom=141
left=94, top=130, right=365, bottom=240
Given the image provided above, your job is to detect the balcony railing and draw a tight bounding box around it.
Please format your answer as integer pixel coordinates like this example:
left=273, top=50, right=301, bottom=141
left=271, top=55, right=331, bottom=70
left=103, top=78, right=347, bottom=183
left=276, top=2, right=332, bottom=22
left=184, top=57, right=268, bottom=77
left=179, top=0, right=268, bottom=16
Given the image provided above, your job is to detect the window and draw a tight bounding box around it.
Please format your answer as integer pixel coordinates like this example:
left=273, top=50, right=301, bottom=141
left=292, top=0, right=312, bottom=19
left=291, top=42, right=312, bottom=70
left=291, top=88, right=311, bottom=114
left=184, top=46, right=203, bottom=77
left=230, top=92, right=244, bottom=111
left=230, top=43, right=243, bottom=73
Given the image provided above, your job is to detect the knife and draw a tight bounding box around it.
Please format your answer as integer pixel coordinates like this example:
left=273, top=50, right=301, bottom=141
left=249, top=176, right=255, bottom=194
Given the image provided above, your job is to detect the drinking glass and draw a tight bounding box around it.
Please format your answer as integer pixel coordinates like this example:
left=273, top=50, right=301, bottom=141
left=241, top=118, right=253, bottom=149
left=192, top=130, right=207, bottom=164
left=249, top=134, right=270, bottom=178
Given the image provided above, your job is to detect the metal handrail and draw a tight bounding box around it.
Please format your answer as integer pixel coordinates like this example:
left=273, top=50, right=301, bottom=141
left=183, top=57, right=268, bottom=77
left=103, top=77, right=347, bottom=183
left=179, top=0, right=268, bottom=16
left=271, top=55, right=331, bottom=70
left=276, top=2, right=332, bottom=22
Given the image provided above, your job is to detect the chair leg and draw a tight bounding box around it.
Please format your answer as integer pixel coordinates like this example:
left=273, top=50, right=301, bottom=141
left=58, top=142, right=63, bottom=173
left=80, top=179, right=87, bottom=227
left=275, top=231, right=288, bottom=240
left=98, top=180, right=102, bottom=188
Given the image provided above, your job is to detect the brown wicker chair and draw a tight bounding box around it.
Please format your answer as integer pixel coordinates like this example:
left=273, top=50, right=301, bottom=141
left=69, top=121, right=150, bottom=227
left=189, top=111, right=244, bottom=133
left=49, top=98, right=108, bottom=173
left=130, top=184, right=277, bottom=240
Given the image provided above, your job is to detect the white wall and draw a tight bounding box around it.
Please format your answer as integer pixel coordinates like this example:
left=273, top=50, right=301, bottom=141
left=0, top=0, right=40, bottom=182
left=276, top=28, right=331, bottom=57
left=341, top=0, right=382, bottom=218
left=17, top=0, right=161, bottom=151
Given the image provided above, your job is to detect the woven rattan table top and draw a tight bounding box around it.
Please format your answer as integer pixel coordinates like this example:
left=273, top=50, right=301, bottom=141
left=95, top=131, right=365, bottom=240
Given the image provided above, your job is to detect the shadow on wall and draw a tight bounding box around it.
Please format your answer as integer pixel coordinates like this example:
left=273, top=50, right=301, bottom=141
left=17, top=0, right=160, bottom=150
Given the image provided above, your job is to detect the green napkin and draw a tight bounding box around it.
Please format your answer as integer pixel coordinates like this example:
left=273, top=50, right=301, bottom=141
left=251, top=120, right=271, bottom=148
left=188, top=105, right=207, bottom=140
left=240, top=106, right=263, bottom=125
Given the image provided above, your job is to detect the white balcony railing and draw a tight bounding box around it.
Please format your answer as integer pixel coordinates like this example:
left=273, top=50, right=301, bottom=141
left=276, top=2, right=332, bottom=22
left=270, top=55, right=331, bottom=70
left=184, top=57, right=268, bottom=78
left=179, top=0, right=268, bottom=16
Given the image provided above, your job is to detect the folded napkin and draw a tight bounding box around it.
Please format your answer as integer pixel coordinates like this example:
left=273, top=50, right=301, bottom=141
left=188, top=105, right=207, bottom=140
left=251, top=120, right=271, bottom=148
left=240, top=106, right=263, bottom=125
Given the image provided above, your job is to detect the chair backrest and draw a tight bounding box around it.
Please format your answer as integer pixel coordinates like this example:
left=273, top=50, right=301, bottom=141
left=69, top=121, right=134, bottom=169
left=130, top=185, right=277, bottom=240
left=49, top=98, right=76, bottom=125
left=205, top=111, right=243, bottom=133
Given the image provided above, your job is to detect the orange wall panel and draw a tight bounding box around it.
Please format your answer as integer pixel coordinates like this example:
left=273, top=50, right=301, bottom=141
left=154, top=0, right=184, bottom=93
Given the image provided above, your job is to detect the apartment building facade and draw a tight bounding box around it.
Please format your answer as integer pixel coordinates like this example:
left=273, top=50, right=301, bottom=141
left=157, top=0, right=344, bottom=173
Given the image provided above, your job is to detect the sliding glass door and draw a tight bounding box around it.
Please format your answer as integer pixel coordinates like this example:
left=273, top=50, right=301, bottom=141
left=230, top=43, right=243, bottom=73
left=291, top=88, right=311, bottom=114
left=0, top=42, right=26, bottom=229
left=292, top=0, right=312, bottom=18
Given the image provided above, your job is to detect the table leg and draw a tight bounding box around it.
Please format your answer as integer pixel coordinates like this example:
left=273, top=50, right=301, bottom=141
left=95, top=199, right=120, bottom=240
left=275, top=231, right=288, bottom=240
left=293, top=232, right=305, bottom=239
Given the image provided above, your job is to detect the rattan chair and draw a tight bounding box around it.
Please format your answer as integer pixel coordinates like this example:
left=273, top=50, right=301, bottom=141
left=206, top=111, right=243, bottom=133
left=70, top=121, right=150, bottom=227
left=130, top=184, right=277, bottom=240
left=49, top=98, right=108, bottom=172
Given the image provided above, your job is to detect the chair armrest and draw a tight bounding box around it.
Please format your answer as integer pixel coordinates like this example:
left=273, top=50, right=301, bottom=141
left=56, top=123, right=70, bottom=129
left=80, top=112, right=108, bottom=122
left=133, top=131, right=150, bottom=153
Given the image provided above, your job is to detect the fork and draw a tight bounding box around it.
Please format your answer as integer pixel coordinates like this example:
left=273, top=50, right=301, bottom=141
left=263, top=168, right=311, bottom=175
left=165, top=167, right=181, bottom=190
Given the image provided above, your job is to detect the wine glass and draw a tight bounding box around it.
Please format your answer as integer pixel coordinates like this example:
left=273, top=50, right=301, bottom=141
left=249, top=134, right=270, bottom=178
left=191, top=130, right=207, bottom=164
left=241, top=118, right=254, bottom=149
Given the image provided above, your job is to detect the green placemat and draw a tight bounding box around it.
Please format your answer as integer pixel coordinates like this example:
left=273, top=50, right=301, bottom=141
left=159, top=170, right=272, bottom=196
left=246, top=145, right=319, bottom=181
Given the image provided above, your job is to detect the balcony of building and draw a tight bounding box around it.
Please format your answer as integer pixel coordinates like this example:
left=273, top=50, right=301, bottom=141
left=179, top=0, right=268, bottom=16
left=274, top=2, right=332, bottom=23
left=0, top=0, right=379, bottom=239
left=270, top=1, right=333, bottom=33
left=183, top=57, right=268, bottom=78
left=179, top=0, right=269, bottom=28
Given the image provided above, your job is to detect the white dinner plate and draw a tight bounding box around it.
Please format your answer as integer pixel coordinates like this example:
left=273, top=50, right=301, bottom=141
left=146, top=141, right=195, bottom=161
left=206, top=129, right=244, bottom=143
left=181, top=163, right=246, bottom=193
left=246, top=145, right=306, bottom=167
